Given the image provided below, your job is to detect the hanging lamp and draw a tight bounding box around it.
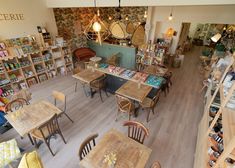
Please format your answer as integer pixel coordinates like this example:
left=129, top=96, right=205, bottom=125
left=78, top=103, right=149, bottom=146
left=168, top=7, right=173, bottom=21
left=83, top=0, right=110, bottom=45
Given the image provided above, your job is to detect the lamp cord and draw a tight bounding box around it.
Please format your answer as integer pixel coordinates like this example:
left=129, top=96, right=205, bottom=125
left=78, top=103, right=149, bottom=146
left=94, top=0, right=96, bottom=8
left=119, top=0, right=121, bottom=8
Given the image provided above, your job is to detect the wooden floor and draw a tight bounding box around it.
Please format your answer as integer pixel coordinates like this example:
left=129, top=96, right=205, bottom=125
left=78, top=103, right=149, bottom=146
left=0, top=46, right=204, bottom=168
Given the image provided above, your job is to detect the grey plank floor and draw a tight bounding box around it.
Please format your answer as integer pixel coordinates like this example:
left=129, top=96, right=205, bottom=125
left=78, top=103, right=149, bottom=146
left=0, top=46, right=204, bottom=168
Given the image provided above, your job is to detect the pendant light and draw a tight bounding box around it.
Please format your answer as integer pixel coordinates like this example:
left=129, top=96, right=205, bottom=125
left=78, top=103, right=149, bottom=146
left=168, top=7, right=173, bottom=21
left=92, top=0, right=101, bottom=32
left=144, top=10, right=147, bottom=18
left=83, top=0, right=111, bottom=45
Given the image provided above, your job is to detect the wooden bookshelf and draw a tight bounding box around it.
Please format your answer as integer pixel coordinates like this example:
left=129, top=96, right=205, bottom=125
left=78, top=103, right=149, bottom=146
left=194, top=57, right=235, bottom=168
left=0, top=35, right=73, bottom=97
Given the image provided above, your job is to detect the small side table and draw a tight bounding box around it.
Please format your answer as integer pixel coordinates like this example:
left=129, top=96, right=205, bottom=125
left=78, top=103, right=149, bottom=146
left=90, top=56, right=102, bottom=63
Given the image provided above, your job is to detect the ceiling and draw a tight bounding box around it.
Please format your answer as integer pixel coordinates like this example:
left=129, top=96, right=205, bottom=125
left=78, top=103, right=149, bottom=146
left=46, top=0, right=235, bottom=8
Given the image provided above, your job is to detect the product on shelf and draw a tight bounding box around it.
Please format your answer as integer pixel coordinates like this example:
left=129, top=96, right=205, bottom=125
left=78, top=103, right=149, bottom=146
left=24, top=70, right=34, bottom=78
left=32, top=56, right=43, bottom=63
left=120, top=69, right=136, bottom=79
left=132, top=72, right=149, bottom=82
left=0, top=87, right=14, bottom=97
left=0, top=77, right=10, bottom=86
left=43, top=51, right=52, bottom=61
left=34, top=64, right=45, bottom=73
left=4, top=62, right=20, bottom=71
left=145, top=75, right=165, bottom=88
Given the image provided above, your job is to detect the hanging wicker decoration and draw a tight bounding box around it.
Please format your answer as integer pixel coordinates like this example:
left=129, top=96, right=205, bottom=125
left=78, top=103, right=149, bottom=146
left=109, top=21, right=128, bottom=39
left=131, top=24, right=145, bottom=47
left=126, top=22, right=135, bottom=34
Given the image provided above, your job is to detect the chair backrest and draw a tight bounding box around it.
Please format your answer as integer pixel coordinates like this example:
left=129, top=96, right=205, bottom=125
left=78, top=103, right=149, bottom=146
left=90, top=75, right=106, bottom=89
left=79, top=134, right=99, bottom=160
left=115, top=95, right=133, bottom=113
left=150, top=90, right=161, bottom=108
left=151, top=161, right=161, bottom=168
left=11, top=89, right=32, bottom=103
left=5, top=98, right=28, bottom=113
left=52, top=91, right=66, bottom=111
left=38, top=114, right=60, bottom=139
left=106, top=53, right=119, bottom=66
left=123, top=121, right=149, bottom=144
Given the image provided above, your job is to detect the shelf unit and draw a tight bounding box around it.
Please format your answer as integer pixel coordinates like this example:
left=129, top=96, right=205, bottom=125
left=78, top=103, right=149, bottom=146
left=194, top=57, right=235, bottom=168
left=0, top=36, right=73, bottom=97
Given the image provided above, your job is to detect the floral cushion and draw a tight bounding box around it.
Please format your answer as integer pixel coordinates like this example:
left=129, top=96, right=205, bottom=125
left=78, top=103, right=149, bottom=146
left=0, top=139, right=21, bottom=167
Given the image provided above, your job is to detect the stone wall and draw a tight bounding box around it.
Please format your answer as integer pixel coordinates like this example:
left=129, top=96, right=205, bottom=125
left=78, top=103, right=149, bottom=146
left=53, top=7, right=147, bottom=51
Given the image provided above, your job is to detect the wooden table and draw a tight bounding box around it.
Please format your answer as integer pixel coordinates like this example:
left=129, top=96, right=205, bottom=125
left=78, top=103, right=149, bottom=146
left=5, top=100, right=62, bottom=137
left=143, top=65, right=168, bottom=76
left=115, top=81, right=152, bottom=103
left=79, top=129, right=152, bottom=168
left=72, top=69, right=105, bottom=84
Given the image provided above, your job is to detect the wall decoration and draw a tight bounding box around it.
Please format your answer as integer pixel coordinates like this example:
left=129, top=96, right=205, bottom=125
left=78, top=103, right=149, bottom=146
left=131, top=24, right=145, bottom=46
left=53, top=7, right=147, bottom=51
left=0, top=13, right=24, bottom=21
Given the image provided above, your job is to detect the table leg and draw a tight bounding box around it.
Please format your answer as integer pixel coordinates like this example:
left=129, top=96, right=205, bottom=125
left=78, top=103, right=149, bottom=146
left=27, top=133, right=34, bottom=145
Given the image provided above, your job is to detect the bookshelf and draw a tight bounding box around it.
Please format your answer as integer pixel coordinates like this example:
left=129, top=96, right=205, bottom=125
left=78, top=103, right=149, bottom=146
left=194, top=56, right=235, bottom=168
left=0, top=35, right=73, bottom=97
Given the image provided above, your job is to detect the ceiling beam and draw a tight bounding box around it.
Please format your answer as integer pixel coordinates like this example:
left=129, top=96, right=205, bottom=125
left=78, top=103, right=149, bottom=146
left=47, top=0, right=235, bottom=8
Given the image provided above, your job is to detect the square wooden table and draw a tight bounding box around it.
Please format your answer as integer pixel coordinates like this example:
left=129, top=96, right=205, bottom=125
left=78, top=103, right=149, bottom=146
left=72, top=69, right=105, bottom=84
left=5, top=100, right=62, bottom=137
left=79, top=129, right=152, bottom=168
left=115, top=81, right=152, bottom=103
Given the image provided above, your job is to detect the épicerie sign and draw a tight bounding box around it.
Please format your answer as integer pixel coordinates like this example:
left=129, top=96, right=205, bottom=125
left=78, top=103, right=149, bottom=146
left=0, top=13, right=24, bottom=21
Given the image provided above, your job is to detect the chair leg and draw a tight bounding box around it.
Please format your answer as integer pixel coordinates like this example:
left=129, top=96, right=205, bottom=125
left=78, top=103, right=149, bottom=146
left=75, top=82, right=78, bottom=92
left=58, top=130, right=67, bottom=144
left=28, top=133, right=34, bottom=145
left=99, top=90, right=103, bottom=102
left=146, top=109, right=151, bottom=122
left=63, top=112, right=74, bottom=123
left=152, top=107, right=155, bottom=114
left=44, top=139, right=55, bottom=156
left=128, top=112, right=131, bottom=121
left=115, top=109, right=120, bottom=121
left=33, top=138, right=38, bottom=149
left=105, top=89, right=109, bottom=97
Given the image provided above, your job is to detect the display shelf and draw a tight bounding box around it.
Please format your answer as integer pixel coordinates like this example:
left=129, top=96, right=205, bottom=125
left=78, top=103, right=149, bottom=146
left=223, top=107, right=235, bottom=149
left=0, top=35, right=73, bottom=89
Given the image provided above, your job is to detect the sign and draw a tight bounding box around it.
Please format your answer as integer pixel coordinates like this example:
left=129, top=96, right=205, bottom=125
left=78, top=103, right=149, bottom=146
left=0, top=14, right=24, bottom=21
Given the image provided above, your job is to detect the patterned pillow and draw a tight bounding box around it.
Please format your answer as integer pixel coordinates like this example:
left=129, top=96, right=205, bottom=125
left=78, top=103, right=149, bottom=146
left=0, top=139, right=21, bottom=167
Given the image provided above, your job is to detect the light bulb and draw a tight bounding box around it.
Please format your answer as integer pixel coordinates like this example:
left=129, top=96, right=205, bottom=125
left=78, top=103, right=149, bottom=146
left=108, top=16, right=112, bottom=20
left=125, top=16, right=129, bottom=21
left=168, top=13, right=173, bottom=21
left=97, top=9, right=100, bottom=16
left=92, top=22, right=101, bottom=32
left=144, top=11, right=147, bottom=18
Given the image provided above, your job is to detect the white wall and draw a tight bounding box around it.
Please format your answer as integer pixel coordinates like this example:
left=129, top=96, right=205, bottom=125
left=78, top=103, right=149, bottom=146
left=148, top=5, right=235, bottom=53
left=0, top=0, right=58, bottom=40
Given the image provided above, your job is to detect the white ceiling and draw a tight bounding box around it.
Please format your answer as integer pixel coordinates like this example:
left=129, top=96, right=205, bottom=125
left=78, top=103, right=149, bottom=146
left=46, top=0, right=235, bottom=8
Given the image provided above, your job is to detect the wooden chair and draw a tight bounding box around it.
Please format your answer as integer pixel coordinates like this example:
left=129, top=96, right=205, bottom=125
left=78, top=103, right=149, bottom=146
left=5, top=98, right=29, bottom=113
left=106, top=53, right=119, bottom=66
left=123, top=120, right=149, bottom=144
left=5, top=98, right=34, bottom=145
left=90, top=75, right=108, bottom=102
left=161, top=71, right=173, bottom=96
left=11, top=89, right=32, bottom=103
left=115, top=95, right=135, bottom=121
left=78, top=134, right=98, bottom=160
left=151, top=161, right=161, bottom=168
left=140, top=90, right=161, bottom=122
left=31, top=114, right=66, bottom=156
left=52, top=91, right=73, bottom=123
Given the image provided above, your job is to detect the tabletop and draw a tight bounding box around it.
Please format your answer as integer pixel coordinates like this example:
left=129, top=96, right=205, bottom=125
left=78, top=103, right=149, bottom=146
left=72, top=69, right=105, bottom=84
left=5, top=100, right=62, bottom=136
left=90, top=56, right=102, bottom=62
left=143, top=65, right=168, bottom=76
left=115, top=81, right=152, bottom=102
left=79, top=129, right=152, bottom=168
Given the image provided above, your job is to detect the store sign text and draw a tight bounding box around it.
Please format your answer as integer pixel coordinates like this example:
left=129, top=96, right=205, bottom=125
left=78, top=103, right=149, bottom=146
left=0, top=13, right=24, bottom=21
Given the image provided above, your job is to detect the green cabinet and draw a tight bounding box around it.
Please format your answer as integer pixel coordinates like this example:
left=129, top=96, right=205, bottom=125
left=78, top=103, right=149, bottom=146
left=88, top=41, right=137, bottom=69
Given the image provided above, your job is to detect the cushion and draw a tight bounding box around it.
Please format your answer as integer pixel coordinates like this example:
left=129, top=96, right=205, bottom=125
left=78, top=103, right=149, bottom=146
left=18, top=151, right=43, bottom=168
left=0, top=139, right=21, bottom=167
